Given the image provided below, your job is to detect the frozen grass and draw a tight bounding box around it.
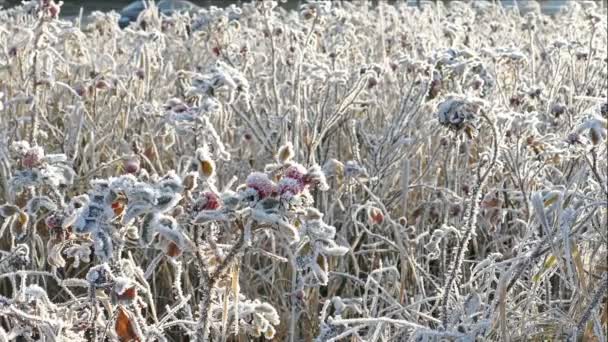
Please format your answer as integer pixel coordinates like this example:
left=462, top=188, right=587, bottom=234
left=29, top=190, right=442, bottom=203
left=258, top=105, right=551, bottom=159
left=0, top=0, right=607, bottom=341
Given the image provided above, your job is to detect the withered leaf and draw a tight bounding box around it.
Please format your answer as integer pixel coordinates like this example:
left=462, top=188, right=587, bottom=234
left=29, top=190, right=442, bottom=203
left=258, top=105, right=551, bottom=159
left=165, top=241, right=182, bottom=258
left=115, top=307, right=140, bottom=342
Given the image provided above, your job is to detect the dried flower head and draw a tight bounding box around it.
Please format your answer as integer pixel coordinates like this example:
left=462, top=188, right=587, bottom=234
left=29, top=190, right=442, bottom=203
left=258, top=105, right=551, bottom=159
left=277, top=142, right=295, bottom=163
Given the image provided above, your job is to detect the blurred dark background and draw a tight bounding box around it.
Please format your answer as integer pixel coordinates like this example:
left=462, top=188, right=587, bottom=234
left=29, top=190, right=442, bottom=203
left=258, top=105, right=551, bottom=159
left=0, top=0, right=605, bottom=18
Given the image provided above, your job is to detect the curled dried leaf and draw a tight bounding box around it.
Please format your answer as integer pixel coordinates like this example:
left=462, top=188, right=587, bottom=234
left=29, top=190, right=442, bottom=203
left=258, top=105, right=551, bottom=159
left=115, top=307, right=141, bottom=342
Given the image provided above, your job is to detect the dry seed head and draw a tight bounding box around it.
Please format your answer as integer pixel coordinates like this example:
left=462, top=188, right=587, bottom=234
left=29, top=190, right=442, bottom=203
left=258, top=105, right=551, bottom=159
left=277, top=142, right=295, bottom=164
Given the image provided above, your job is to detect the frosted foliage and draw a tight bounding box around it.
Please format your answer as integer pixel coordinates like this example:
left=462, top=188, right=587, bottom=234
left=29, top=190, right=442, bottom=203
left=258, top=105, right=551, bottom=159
left=0, top=0, right=606, bottom=341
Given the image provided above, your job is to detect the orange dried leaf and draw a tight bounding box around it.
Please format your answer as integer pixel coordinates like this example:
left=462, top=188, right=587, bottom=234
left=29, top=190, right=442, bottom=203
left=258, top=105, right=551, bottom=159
left=165, top=241, right=182, bottom=258
left=481, top=197, right=500, bottom=209
left=112, top=201, right=125, bottom=216
left=118, top=287, right=137, bottom=301
left=200, top=160, right=215, bottom=177
left=115, top=307, right=140, bottom=342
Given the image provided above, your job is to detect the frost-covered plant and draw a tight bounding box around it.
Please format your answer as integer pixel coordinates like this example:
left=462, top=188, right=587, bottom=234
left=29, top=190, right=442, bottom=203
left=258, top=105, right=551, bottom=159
left=0, top=0, right=607, bottom=341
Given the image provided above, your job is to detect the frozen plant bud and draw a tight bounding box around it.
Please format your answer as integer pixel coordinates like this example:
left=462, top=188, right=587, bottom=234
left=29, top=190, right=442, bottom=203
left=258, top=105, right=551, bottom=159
left=277, top=142, right=294, bottom=163
left=86, top=263, right=114, bottom=287
left=368, top=207, right=384, bottom=224
left=22, top=146, right=45, bottom=169
left=123, top=157, right=140, bottom=174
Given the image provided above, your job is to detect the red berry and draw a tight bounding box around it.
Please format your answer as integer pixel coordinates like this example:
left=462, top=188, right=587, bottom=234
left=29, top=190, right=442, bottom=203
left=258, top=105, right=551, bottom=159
left=194, top=191, right=221, bottom=211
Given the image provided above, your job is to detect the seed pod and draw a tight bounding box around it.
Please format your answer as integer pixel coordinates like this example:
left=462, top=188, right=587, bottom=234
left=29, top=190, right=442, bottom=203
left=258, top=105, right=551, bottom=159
left=368, top=207, right=384, bottom=224
left=277, top=142, right=294, bottom=164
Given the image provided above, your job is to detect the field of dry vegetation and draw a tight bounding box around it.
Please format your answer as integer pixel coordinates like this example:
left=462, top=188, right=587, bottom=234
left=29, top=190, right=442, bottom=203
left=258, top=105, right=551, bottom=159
left=0, top=0, right=607, bottom=341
